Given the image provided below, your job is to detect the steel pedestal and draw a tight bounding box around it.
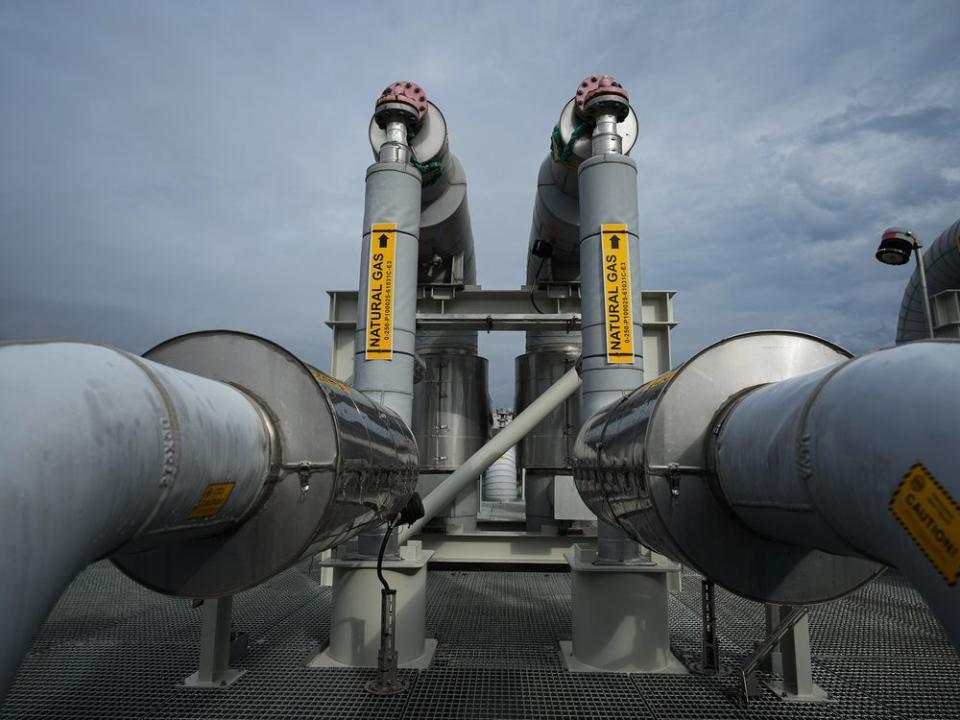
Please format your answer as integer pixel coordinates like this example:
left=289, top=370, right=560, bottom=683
left=183, top=597, right=246, bottom=688
left=561, top=544, right=686, bottom=674
left=308, top=542, right=436, bottom=669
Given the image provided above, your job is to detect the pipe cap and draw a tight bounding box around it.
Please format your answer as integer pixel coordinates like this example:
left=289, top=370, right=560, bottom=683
left=375, top=81, right=428, bottom=128
left=575, top=75, right=630, bottom=121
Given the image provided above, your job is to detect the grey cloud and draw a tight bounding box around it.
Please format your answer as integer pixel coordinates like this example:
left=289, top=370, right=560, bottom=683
left=2, top=0, right=960, bottom=409
left=808, top=104, right=960, bottom=145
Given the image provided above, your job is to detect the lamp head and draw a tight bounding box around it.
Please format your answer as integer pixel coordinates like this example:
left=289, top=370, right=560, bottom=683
left=876, top=227, right=916, bottom=266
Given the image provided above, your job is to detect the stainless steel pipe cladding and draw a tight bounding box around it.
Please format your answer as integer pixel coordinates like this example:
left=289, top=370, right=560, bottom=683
left=715, top=339, right=960, bottom=647
left=412, top=350, right=490, bottom=473
left=514, top=349, right=581, bottom=471
left=572, top=332, right=883, bottom=605
left=116, top=332, right=419, bottom=598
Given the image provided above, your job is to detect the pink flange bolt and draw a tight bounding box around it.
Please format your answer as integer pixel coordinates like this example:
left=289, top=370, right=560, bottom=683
left=374, top=81, right=428, bottom=128
left=575, top=75, right=630, bottom=122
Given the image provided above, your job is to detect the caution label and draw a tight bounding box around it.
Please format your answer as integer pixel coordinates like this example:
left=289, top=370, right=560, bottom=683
left=601, top=224, right=635, bottom=364
left=311, top=369, right=350, bottom=394
left=189, top=482, right=236, bottom=520
left=890, top=463, right=960, bottom=585
left=365, top=223, right=396, bottom=360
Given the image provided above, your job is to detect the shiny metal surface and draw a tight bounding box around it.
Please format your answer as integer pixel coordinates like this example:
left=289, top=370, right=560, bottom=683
left=411, top=352, right=491, bottom=472
left=115, top=331, right=418, bottom=598
left=515, top=350, right=581, bottom=470
left=573, top=331, right=883, bottom=604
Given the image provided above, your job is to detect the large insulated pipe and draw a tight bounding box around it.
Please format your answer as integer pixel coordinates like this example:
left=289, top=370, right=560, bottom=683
left=519, top=77, right=639, bottom=537
left=897, top=218, right=960, bottom=342
left=573, top=331, right=960, bottom=649
left=367, top=84, right=476, bottom=287
left=0, top=332, right=418, bottom=700
left=400, top=365, right=582, bottom=543
left=575, top=75, right=645, bottom=563
left=0, top=340, right=270, bottom=699
left=714, top=339, right=960, bottom=647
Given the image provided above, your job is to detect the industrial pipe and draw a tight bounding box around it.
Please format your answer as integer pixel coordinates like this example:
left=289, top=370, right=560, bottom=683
left=400, top=365, right=583, bottom=543
left=367, top=83, right=476, bottom=287
left=354, top=82, right=424, bottom=423
left=573, top=331, right=960, bottom=649
left=715, top=339, right=960, bottom=648
left=0, top=332, right=419, bottom=700
left=0, top=340, right=271, bottom=699
left=520, top=75, right=644, bottom=557
left=897, top=218, right=960, bottom=343
left=575, top=75, right=645, bottom=564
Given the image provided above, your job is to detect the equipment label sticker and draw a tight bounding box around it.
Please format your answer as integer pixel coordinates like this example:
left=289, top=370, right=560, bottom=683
left=311, top=369, right=350, bottom=394
left=890, top=463, right=960, bottom=585
left=601, top=224, right=634, bottom=364
left=189, top=482, right=236, bottom=520
left=365, top=223, right=397, bottom=360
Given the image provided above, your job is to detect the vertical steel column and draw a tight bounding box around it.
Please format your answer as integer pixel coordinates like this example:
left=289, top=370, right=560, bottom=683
left=578, top=106, right=644, bottom=564
left=184, top=597, right=246, bottom=688
left=699, top=580, right=720, bottom=673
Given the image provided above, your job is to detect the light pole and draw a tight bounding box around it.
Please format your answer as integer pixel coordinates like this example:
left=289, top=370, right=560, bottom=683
left=876, top=227, right=935, bottom=339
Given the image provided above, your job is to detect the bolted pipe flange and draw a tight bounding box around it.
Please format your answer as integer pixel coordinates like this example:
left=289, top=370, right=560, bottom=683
left=375, top=81, right=428, bottom=129
left=575, top=75, right=630, bottom=122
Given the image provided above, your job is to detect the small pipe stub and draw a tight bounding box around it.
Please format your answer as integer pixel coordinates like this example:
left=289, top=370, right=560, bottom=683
left=375, top=81, right=428, bottom=129
left=575, top=74, right=630, bottom=122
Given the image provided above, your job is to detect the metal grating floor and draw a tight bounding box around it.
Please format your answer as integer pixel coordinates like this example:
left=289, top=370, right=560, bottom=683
left=2, top=562, right=957, bottom=719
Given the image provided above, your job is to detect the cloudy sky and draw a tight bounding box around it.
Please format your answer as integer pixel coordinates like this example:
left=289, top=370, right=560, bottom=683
left=2, top=1, right=958, bottom=406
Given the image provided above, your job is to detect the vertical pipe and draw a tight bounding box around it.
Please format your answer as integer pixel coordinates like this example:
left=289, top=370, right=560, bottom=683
left=354, top=91, right=423, bottom=557
left=914, top=240, right=936, bottom=339
left=353, top=160, right=421, bottom=423
left=578, top=104, right=645, bottom=564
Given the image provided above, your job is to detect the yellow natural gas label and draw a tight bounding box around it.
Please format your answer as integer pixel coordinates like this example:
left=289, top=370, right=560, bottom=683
left=189, top=482, right=236, bottom=520
left=601, top=224, right=634, bottom=364
left=890, top=463, right=960, bottom=585
left=365, top=223, right=397, bottom=360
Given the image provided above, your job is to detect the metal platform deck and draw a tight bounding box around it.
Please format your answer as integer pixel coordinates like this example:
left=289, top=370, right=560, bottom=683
left=2, top=561, right=957, bottom=720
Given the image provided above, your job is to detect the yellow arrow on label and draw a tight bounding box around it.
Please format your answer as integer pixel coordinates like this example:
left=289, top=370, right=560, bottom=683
left=365, top=223, right=397, bottom=361
left=601, top=224, right=634, bottom=365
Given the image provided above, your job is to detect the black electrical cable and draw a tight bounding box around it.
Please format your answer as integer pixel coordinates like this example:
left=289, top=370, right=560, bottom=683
left=375, top=515, right=399, bottom=593
left=530, top=256, right=548, bottom=314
